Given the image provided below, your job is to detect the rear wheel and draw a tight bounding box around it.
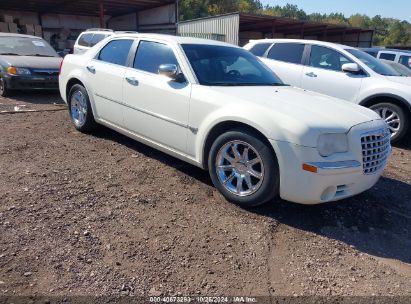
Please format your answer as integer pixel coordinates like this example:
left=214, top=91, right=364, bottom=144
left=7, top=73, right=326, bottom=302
left=370, top=102, right=408, bottom=143
left=68, top=84, right=97, bottom=132
left=208, top=129, right=279, bottom=207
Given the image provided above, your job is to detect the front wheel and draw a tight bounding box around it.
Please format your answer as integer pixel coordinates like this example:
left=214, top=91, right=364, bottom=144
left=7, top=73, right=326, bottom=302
left=208, top=129, right=280, bottom=207
left=68, top=84, right=97, bottom=132
left=0, top=77, right=11, bottom=97
left=370, top=102, right=408, bottom=143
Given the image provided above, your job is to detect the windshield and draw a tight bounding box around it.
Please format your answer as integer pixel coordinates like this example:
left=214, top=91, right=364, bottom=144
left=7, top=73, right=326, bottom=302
left=346, top=49, right=401, bottom=76
left=382, top=60, right=411, bottom=77
left=182, top=44, right=284, bottom=86
left=0, top=36, right=59, bottom=57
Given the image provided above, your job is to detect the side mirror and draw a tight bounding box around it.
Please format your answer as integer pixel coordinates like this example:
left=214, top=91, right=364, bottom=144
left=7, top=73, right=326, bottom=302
left=342, top=63, right=360, bottom=73
left=158, top=64, right=180, bottom=79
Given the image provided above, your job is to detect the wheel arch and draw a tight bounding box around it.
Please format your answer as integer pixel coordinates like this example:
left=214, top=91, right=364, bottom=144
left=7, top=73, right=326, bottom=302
left=66, top=78, right=86, bottom=101
left=201, top=120, right=277, bottom=170
left=359, top=94, right=411, bottom=115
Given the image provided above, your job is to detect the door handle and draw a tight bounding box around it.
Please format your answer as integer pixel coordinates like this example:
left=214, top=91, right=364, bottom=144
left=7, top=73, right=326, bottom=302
left=86, top=66, right=96, bottom=74
left=125, top=76, right=139, bottom=86
left=305, top=72, right=317, bottom=78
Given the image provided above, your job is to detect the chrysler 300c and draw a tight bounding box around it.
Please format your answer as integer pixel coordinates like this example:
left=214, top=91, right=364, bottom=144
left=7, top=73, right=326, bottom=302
left=59, top=34, right=391, bottom=207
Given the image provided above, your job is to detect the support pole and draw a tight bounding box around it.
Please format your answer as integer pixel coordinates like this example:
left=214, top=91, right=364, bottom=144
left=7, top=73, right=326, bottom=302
left=271, top=20, right=276, bottom=38
left=99, top=0, right=105, bottom=28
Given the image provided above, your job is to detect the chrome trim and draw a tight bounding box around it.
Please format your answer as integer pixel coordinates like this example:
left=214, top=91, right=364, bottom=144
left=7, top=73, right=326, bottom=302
left=360, top=128, right=391, bottom=175
left=307, top=160, right=361, bottom=170
left=94, top=93, right=198, bottom=132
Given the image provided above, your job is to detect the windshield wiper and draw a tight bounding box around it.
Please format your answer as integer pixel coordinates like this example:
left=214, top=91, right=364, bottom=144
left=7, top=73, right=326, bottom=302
left=0, top=53, right=20, bottom=56
left=26, top=54, right=55, bottom=57
left=210, top=83, right=288, bottom=86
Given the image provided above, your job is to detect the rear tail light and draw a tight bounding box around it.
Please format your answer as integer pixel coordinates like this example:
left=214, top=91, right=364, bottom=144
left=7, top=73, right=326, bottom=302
left=59, top=59, right=64, bottom=76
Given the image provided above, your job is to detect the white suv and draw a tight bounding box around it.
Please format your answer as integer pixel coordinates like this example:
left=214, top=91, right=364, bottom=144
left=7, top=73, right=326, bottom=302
left=73, top=29, right=114, bottom=55
left=244, top=39, right=411, bottom=142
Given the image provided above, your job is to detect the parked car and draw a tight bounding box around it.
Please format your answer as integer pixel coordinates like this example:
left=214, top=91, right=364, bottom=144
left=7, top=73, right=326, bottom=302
left=380, top=59, right=411, bottom=77
left=362, top=47, right=411, bottom=69
left=59, top=33, right=390, bottom=207
left=244, top=39, right=411, bottom=142
left=73, top=28, right=114, bottom=55
left=0, top=33, right=62, bottom=97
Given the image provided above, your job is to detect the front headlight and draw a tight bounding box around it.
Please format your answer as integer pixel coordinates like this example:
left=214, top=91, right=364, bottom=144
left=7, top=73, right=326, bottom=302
left=317, top=133, right=348, bottom=157
left=7, top=67, right=31, bottom=75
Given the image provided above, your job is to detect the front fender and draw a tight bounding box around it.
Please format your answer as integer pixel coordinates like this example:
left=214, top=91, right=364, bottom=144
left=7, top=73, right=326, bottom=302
left=193, top=105, right=318, bottom=167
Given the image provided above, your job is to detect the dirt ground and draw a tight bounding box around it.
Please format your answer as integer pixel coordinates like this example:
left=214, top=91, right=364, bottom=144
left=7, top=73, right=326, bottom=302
left=0, top=92, right=410, bottom=300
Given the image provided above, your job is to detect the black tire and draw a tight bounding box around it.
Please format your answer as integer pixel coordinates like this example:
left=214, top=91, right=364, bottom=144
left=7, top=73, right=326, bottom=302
left=0, top=77, right=11, bottom=97
left=68, top=84, right=97, bottom=132
left=208, top=128, right=280, bottom=207
left=370, top=102, right=408, bottom=143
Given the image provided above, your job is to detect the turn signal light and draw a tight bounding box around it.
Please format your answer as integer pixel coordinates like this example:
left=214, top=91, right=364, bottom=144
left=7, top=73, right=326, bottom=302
left=7, top=66, right=17, bottom=75
left=302, top=163, right=318, bottom=173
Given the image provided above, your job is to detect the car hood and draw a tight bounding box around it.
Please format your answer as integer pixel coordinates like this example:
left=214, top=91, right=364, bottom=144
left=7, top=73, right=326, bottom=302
left=0, top=55, right=62, bottom=69
left=385, top=76, right=411, bottom=86
left=207, top=86, right=381, bottom=144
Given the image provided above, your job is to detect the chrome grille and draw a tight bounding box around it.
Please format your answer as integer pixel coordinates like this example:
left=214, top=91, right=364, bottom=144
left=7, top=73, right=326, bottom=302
left=361, top=128, right=391, bottom=174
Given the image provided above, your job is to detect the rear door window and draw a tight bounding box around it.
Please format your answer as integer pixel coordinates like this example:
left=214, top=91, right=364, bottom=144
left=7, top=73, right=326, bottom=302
left=98, top=39, right=133, bottom=66
left=267, top=43, right=305, bottom=64
left=248, top=43, right=272, bottom=57
left=379, top=52, right=396, bottom=61
left=77, top=33, right=93, bottom=47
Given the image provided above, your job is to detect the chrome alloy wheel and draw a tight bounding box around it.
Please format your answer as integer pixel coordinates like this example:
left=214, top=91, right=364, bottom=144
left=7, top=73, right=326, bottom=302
left=372, top=106, right=401, bottom=137
left=215, top=140, right=265, bottom=197
left=70, top=90, right=87, bottom=127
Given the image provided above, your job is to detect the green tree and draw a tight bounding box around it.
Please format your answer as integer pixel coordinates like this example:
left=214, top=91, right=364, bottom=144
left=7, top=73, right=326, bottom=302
left=383, top=21, right=411, bottom=46
left=349, top=14, right=371, bottom=28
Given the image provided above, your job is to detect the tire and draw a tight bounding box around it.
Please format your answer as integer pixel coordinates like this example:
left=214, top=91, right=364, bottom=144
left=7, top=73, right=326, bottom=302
left=68, top=84, right=97, bottom=132
left=208, top=128, right=280, bottom=207
left=370, top=102, right=408, bottom=143
left=0, top=77, right=11, bottom=97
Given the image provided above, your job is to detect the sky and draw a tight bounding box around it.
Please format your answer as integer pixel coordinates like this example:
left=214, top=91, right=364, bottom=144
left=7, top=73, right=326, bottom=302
left=261, top=0, right=411, bottom=22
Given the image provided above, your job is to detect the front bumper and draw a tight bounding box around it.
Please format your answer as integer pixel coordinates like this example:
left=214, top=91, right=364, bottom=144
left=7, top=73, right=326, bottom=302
left=4, top=74, right=59, bottom=90
left=271, top=120, right=390, bottom=204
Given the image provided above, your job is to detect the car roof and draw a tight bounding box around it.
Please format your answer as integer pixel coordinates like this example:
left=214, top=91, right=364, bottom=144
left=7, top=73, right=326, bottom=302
left=112, top=33, right=238, bottom=47
left=362, top=47, right=411, bottom=54
left=248, top=38, right=355, bottom=51
left=0, top=32, right=43, bottom=39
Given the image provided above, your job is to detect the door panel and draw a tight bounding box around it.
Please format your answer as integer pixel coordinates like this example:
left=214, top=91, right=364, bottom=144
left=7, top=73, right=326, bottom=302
left=301, top=66, right=363, bottom=102
left=122, top=69, right=191, bottom=153
left=85, top=39, right=134, bottom=126
left=261, top=58, right=304, bottom=87
left=86, top=59, right=126, bottom=126
left=301, top=45, right=364, bottom=102
left=122, top=40, right=190, bottom=153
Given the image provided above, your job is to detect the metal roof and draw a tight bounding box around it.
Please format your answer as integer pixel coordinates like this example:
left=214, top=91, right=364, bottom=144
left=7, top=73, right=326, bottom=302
left=0, top=0, right=176, bottom=17
left=239, top=13, right=373, bottom=35
left=180, top=12, right=373, bottom=36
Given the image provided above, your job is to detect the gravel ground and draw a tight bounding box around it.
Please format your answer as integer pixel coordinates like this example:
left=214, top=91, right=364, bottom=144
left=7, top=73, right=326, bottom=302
left=0, top=93, right=410, bottom=299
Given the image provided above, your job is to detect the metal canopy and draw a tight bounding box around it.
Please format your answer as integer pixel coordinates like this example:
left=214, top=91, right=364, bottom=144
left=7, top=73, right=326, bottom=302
left=239, top=13, right=373, bottom=36
left=0, top=0, right=176, bottom=17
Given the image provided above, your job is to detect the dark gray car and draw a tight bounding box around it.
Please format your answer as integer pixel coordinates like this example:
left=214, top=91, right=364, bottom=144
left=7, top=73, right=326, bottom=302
left=0, top=33, right=62, bottom=97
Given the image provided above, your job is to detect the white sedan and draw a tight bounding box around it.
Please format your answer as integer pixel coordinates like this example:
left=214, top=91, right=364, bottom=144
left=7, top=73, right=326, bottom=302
left=59, top=33, right=390, bottom=206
